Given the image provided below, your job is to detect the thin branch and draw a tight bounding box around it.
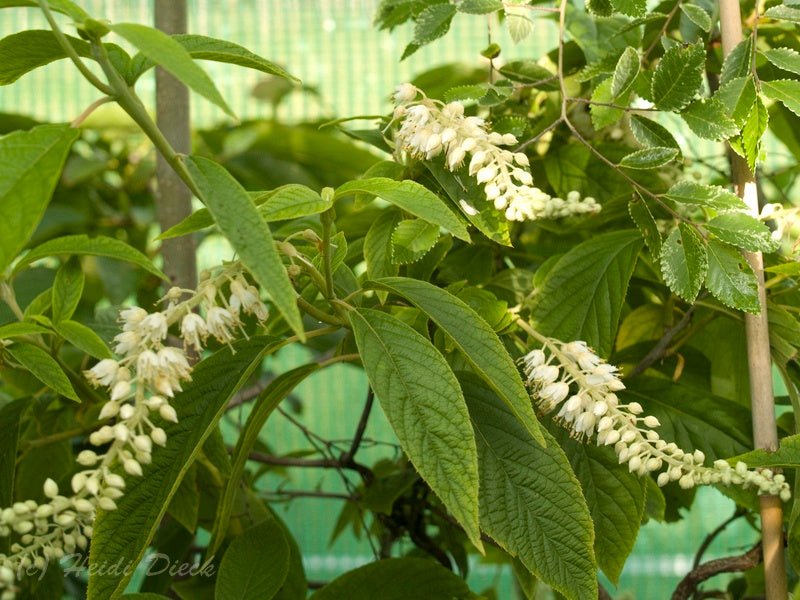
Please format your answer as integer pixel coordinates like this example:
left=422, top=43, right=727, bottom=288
left=342, top=388, right=374, bottom=463
left=671, top=543, right=762, bottom=600
left=70, top=96, right=113, bottom=128
left=628, top=305, right=696, bottom=377
left=267, top=489, right=356, bottom=501
left=38, top=0, right=113, bottom=94
left=692, top=507, right=747, bottom=568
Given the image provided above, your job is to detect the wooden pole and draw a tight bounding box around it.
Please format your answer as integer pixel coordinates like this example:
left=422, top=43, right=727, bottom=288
left=718, top=2, right=787, bottom=597
left=154, top=0, right=197, bottom=291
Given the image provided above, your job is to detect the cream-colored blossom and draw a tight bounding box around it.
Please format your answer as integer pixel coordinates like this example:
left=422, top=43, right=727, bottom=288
left=522, top=335, right=790, bottom=501
left=392, top=83, right=600, bottom=222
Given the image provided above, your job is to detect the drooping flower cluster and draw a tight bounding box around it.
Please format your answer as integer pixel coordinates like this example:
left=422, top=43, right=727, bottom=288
left=522, top=338, right=791, bottom=502
left=391, top=83, right=600, bottom=222
left=0, top=263, right=269, bottom=597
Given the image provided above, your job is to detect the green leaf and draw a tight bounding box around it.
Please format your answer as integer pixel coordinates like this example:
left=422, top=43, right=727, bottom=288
left=629, top=115, right=680, bottom=150
left=728, top=434, right=800, bottom=468
left=159, top=184, right=330, bottom=239
left=367, top=277, right=545, bottom=446
left=462, top=374, right=597, bottom=598
left=628, top=193, right=661, bottom=255
left=364, top=211, right=402, bottom=301
left=740, top=94, right=768, bottom=172
left=611, top=0, right=647, bottom=17
left=706, top=212, right=778, bottom=252
left=591, top=77, right=627, bottom=130
left=611, top=47, right=640, bottom=99
left=391, top=219, right=439, bottom=264
left=0, top=399, right=26, bottom=554
left=423, top=160, right=511, bottom=246
left=587, top=0, right=613, bottom=16
left=209, top=364, right=319, bottom=555
left=109, top=23, right=233, bottom=117
left=644, top=476, right=666, bottom=522
left=0, top=124, right=78, bottom=273
left=458, top=0, right=503, bottom=14
left=618, top=147, right=678, bottom=169
left=185, top=156, right=304, bottom=341
left=762, top=48, right=800, bottom=77
left=0, top=30, right=84, bottom=85
left=0, top=321, right=50, bottom=339
left=414, top=3, right=457, bottom=44
left=530, top=231, right=643, bottom=357
left=717, top=76, right=757, bottom=126
left=706, top=240, right=760, bottom=313
left=720, top=36, right=753, bottom=86
left=651, top=42, right=705, bottom=111
left=621, top=377, right=752, bottom=460
left=309, top=558, right=473, bottom=600
left=86, top=338, right=277, bottom=599
left=129, top=34, right=297, bottom=83
left=764, top=4, right=800, bottom=23
left=53, top=320, right=112, bottom=360
left=15, top=234, right=166, bottom=279
left=349, top=308, right=482, bottom=552
left=664, top=181, right=748, bottom=210
left=505, top=4, right=534, bottom=43
left=215, top=520, right=290, bottom=600
left=335, top=178, right=470, bottom=242
left=660, top=223, right=707, bottom=302
left=681, top=97, right=739, bottom=140
left=0, top=0, right=88, bottom=21
left=256, top=185, right=332, bottom=222
left=553, top=429, right=645, bottom=584
left=680, top=4, right=712, bottom=31
left=761, top=79, right=800, bottom=117
left=51, top=257, right=83, bottom=323
left=167, top=463, right=199, bottom=532
left=6, top=342, right=80, bottom=401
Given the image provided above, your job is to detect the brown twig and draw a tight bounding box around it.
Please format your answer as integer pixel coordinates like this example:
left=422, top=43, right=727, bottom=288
left=671, top=543, right=762, bottom=600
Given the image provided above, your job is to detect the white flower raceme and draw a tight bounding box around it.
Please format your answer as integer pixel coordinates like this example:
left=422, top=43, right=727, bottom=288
left=521, top=337, right=791, bottom=502
left=0, top=263, right=269, bottom=598
left=391, top=83, right=600, bottom=222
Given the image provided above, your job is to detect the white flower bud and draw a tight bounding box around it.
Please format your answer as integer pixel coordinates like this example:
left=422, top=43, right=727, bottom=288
left=104, top=473, right=126, bottom=489
left=43, top=478, right=59, bottom=499
left=110, top=380, right=132, bottom=402
left=73, top=499, right=94, bottom=514
left=71, top=472, right=87, bottom=494
left=123, top=459, right=143, bottom=477
left=150, top=427, right=167, bottom=447
left=55, top=513, right=76, bottom=528
left=133, top=435, right=152, bottom=453
left=113, top=423, right=129, bottom=442
left=99, top=401, right=120, bottom=420
left=657, top=472, right=670, bottom=487
left=159, top=404, right=178, bottom=423
left=97, top=497, right=118, bottom=511
left=76, top=450, right=99, bottom=466
left=627, top=402, right=643, bottom=415
left=642, top=415, right=660, bottom=428
left=0, top=566, right=14, bottom=584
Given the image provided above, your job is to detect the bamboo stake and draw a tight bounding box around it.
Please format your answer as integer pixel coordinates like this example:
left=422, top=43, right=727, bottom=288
left=718, top=1, right=787, bottom=597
